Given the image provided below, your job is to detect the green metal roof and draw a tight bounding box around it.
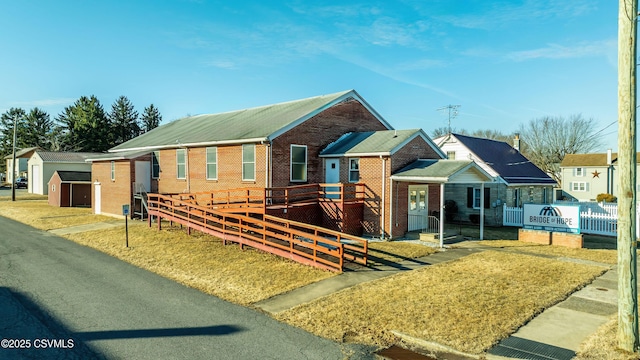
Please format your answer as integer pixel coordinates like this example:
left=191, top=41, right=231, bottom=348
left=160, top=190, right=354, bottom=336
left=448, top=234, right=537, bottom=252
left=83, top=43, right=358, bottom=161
left=391, top=159, right=493, bottom=183
left=320, top=129, right=423, bottom=156
left=110, top=90, right=391, bottom=152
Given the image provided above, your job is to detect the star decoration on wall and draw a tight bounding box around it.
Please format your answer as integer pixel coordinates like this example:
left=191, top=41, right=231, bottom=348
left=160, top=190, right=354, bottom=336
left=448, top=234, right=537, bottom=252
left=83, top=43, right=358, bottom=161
left=592, top=170, right=601, bottom=178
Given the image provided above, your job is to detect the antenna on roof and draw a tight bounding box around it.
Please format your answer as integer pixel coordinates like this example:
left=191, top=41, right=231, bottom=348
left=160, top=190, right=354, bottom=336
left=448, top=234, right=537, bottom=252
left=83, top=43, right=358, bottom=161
left=437, top=105, right=460, bottom=134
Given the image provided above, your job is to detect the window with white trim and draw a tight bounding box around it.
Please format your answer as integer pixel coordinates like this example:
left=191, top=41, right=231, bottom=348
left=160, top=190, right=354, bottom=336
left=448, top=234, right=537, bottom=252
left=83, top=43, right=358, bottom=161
left=152, top=151, right=160, bottom=179
left=572, top=181, right=588, bottom=192
left=349, top=158, right=359, bottom=182
left=473, top=188, right=481, bottom=209
left=575, top=167, right=585, bottom=177
left=290, top=145, right=307, bottom=182
left=206, top=147, right=217, bottom=180
left=176, top=149, right=186, bottom=179
left=110, top=161, right=115, bottom=181
left=242, top=144, right=255, bottom=181
left=446, top=151, right=455, bottom=160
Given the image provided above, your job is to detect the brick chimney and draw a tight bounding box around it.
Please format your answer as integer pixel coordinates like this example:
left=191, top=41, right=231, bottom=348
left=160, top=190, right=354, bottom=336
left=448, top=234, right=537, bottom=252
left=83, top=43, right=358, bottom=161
left=513, top=133, right=521, bottom=151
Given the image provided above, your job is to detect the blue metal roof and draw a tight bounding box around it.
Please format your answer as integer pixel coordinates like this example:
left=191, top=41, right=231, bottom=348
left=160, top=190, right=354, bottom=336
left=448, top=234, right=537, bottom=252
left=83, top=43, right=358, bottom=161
left=452, top=134, right=557, bottom=185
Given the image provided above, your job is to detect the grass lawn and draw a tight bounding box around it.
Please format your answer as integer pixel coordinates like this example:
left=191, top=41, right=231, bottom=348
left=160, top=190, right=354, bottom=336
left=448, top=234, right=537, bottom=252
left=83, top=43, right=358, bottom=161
left=0, top=197, right=114, bottom=230
left=275, top=250, right=608, bottom=354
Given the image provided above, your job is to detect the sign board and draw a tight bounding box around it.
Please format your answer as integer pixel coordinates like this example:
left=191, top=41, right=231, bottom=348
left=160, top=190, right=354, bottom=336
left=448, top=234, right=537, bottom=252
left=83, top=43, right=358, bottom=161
left=122, top=204, right=130, bottom=216
left=523, top=204, right=581, bottom=234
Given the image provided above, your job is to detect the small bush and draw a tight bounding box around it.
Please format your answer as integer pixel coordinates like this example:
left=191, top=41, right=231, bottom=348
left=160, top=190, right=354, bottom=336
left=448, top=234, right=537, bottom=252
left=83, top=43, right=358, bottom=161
left=596, top=193, right=617, bottom=203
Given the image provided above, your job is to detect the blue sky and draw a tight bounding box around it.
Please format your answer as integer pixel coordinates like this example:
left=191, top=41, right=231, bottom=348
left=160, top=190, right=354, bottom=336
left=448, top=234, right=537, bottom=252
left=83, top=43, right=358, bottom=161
left=0, top=1, right=618, bottom=150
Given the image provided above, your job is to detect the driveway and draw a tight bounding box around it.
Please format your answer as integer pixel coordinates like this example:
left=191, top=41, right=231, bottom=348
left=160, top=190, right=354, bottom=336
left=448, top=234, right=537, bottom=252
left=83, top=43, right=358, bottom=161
left=0, top=215, right=375, bottom=359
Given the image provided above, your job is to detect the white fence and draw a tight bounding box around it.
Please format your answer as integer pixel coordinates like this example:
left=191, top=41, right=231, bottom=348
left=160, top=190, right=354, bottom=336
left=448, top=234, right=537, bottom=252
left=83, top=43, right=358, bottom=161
left=502, top=202, right=628, bottom=237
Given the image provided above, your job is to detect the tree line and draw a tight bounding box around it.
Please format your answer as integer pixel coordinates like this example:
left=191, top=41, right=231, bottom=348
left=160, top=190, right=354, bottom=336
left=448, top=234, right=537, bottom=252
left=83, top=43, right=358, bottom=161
left=0, top=95, right=161, bottom=174
left=431, top=114, right=604, bottom=186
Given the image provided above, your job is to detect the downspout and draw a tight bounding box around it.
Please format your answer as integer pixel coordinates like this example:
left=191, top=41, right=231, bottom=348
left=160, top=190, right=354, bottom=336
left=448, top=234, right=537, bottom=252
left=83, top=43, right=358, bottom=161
left=185, top=148, right=190, bottom=193
left=389, top=178, right=394, bottom=240
left=380, top=156, right=386, bottom=240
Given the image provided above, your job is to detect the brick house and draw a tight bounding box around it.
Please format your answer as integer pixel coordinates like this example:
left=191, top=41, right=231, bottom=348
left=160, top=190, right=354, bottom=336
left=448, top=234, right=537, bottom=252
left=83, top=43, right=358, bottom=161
left=88, top=90, right=493, bottom=239
left=434, top=133, right=557, bottom=226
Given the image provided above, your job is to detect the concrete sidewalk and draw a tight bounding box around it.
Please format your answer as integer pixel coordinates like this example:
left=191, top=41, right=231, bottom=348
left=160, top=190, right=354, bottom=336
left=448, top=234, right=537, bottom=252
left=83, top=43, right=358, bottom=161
left=487, top=266, right=617, bottom=360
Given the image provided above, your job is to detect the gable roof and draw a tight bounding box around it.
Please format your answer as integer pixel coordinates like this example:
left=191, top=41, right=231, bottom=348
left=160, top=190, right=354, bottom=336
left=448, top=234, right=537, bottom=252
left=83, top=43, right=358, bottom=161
left=391, top=159, right=493, bottom=183
left=560, top=152, right=640, bottom=167
left=110, top=90, right=392, bottom=153
left=35, top=151, right=102, bottom=163
left=54, top=171, right=92, bottom=182
left=444, top=133, right=557, bottom=186
left=4, top=147, right=40, bottom=159
left=319, top=129, right=445, bottom=158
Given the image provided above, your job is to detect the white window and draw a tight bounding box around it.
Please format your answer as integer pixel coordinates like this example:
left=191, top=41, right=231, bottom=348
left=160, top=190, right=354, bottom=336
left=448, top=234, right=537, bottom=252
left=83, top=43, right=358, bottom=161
left=152, top=151, right=160, bottom=179
left=349, top=158, right=359, bottom=182
left=572, top=182, right=588, bottom=192
left=575, top=168, right=585, bottom=177
left=242, top=144, right=255, bottom=181
left=473, top=188, right=481, bottom=209
left=110, top=161, right=115, bottom=181
left=206, top=147, right=217, bottom=180
left=290, top=145, right=307, bottom=182
left=447, top=151, right=455, bottom=160
left=176, top=149, right=186, bottom=179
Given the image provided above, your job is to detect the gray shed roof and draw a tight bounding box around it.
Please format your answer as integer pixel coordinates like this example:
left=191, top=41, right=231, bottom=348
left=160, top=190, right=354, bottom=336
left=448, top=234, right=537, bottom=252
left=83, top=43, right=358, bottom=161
left=391, top=159, right=493, bottom=183
left=36, top=151, right=102, bottom=163
left=110, top=90, right=392, bottom=152
left=54, top=171, right=92, bottom=183
left=320, top=129, right=437, bottom=157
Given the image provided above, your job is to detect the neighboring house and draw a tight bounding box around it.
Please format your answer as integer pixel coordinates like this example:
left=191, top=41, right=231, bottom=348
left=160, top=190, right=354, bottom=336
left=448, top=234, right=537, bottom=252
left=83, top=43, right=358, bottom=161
left=559, top=150, right=638, bottom=201
left=434, top=133, right=557, bottom=226
left=27, top=151, right=101, bottom=195
left=88, top=90, right=493, bottom=239
left=48, top=171, right=92, bottom=207
left=4, top=147, right=39, bottom=184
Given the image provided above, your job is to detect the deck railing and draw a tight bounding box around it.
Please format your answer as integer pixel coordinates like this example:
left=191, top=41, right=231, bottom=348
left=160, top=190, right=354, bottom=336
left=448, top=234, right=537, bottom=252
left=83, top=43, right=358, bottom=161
left=147, top=191, right=368, bottom=272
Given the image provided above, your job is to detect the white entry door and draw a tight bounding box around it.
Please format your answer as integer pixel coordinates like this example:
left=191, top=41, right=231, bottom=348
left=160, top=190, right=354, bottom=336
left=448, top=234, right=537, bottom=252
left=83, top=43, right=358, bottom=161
left=31, top=165, right=40, bottom=194
left=135, top=161, right=151, bottom=193
left=94, top=182, right=101, bottom=214
left=324, top=158, right=340, bottom=199
left=408, top=185, right=429, bottom=231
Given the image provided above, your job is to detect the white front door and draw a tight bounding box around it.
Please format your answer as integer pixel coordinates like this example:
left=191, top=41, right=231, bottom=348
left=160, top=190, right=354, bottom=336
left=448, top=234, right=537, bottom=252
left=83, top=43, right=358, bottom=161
left=135, top=161, right=151, bottom=193
left=94, top=182, right=101, bottom=214
left=408, top=185, right=429, bottom=231
left=31, top=165, right=40, bottom=194
left=324, top=158, right=340, bottom=199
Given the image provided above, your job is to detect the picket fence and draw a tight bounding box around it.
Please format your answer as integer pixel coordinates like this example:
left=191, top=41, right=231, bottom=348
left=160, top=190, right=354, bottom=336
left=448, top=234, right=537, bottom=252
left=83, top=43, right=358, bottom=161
left=502, top=202, right=629, bottom=237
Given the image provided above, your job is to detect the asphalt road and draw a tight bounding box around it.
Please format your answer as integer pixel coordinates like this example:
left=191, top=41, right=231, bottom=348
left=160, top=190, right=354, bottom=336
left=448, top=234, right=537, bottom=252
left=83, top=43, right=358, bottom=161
left=0, top=215, right=376, bottom=359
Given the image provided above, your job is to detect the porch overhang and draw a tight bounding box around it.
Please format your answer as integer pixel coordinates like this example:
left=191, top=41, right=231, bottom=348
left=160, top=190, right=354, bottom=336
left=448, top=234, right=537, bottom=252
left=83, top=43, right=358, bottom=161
left=390, top=159, right=494, bottom=183
left=389, top=159, right=494, bottom=245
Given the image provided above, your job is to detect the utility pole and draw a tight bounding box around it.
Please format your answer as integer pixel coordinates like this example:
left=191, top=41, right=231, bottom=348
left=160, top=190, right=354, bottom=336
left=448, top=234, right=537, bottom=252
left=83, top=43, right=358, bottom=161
left=11, top=114, right=17, bottom=202
left=617, top=0, right=639, bottom=352
left=437, top=105, right=460, bottom=134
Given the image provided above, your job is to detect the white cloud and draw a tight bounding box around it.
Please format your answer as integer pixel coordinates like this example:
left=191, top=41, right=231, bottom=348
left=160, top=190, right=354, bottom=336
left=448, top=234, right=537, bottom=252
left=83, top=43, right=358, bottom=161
left=507, top=39, right=616, bottom=61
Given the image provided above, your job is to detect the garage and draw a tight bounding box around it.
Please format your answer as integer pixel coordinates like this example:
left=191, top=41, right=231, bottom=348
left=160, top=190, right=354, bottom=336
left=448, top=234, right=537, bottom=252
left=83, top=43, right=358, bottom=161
left=48, top=171, right=92, bottom=207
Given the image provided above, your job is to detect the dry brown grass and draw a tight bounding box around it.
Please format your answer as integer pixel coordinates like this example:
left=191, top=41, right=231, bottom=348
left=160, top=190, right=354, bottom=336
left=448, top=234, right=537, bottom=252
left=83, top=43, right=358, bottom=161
left=476, top=240, right=617, bottom=264
left=0, top=200, right=113, bottom=230
left=64, top=222, right=336, bottom=305
left=576, top=317, right=640, bottom=360
left=276, top=250, right=607, bottom=354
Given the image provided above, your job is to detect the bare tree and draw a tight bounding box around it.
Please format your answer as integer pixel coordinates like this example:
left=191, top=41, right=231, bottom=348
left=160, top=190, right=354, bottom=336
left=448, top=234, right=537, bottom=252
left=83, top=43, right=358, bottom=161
left=518, top=114, right=602, bottom=185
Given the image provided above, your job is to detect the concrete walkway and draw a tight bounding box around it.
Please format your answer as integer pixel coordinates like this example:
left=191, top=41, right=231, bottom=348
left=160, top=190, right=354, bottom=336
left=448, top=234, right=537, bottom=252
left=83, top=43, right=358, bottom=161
left=487, top=266, right=617, bottom=360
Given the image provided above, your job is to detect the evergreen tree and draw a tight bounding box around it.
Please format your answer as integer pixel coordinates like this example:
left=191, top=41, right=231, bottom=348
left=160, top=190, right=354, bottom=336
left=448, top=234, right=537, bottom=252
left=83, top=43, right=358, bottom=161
left=141, top=104, right=162, bottom=133
left=56, top=95, right=112, bottom=152
left=0, top=108, right=27, bottom=175
left=109, top=95, right=139, bottom=144
left=23, top=107, right=54, bottom=150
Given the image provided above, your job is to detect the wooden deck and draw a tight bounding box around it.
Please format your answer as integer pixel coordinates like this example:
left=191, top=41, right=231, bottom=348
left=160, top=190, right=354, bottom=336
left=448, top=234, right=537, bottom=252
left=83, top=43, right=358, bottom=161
left=147, top=184, right=368, bottom=272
